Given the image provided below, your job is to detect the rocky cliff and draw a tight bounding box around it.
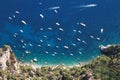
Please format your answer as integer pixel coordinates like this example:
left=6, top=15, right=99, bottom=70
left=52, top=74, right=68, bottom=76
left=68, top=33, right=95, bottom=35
left=99, top=44, right=120, bottom=56
left=0, top=44, right=119, bottom=80
left=0, top=45, right=18, bottom=71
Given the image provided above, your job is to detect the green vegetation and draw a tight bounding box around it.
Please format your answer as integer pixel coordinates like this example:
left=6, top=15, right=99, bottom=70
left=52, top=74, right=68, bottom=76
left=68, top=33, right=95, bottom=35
left=0, top=44, right=120, bottom=80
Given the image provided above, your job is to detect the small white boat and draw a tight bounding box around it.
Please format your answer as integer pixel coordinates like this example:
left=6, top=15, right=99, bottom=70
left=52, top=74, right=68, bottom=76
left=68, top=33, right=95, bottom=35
left=33, top=58, right=37, bottom=62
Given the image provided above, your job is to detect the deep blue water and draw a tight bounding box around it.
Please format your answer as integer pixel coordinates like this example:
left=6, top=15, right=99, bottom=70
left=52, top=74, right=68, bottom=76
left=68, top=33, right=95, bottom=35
left=0, top=0, right=120, bottom=66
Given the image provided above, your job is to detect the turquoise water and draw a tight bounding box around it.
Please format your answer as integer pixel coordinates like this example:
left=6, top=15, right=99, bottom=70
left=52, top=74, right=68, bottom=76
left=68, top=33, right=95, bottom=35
left=0, top=0, right=120, bottom=66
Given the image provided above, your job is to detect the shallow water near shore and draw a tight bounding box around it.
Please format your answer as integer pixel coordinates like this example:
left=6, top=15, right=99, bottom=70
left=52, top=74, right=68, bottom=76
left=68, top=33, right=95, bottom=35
left=0, top=0, right=120, bottom=66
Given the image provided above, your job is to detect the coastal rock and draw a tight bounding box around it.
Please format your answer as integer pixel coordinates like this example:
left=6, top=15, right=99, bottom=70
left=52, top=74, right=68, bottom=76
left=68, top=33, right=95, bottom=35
left=0, top=44, right=119, bottom=80
left=99, top=44, right=120, bottom=56
left=0, top=45, right=18, bottom=70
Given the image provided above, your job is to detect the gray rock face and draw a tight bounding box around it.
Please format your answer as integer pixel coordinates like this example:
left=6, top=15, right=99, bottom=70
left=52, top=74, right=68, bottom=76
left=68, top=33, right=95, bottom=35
left=99, top=44, right=120, bottom=55
left=99, top=45, right=112, bottom=53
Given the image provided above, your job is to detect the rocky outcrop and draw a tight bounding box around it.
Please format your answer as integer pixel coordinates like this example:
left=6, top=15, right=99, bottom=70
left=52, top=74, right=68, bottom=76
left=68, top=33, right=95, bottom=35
left=0, top=44, right=119, bottom=80
left=81, top=70, right=95, bottom=80
left=0, top=45, right=18, bottom=70
left=99, top=44, right=120, bottom=56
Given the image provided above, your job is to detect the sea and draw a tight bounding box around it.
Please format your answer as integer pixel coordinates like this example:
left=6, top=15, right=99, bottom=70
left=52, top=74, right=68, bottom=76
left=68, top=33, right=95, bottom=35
left=0, top=0, right=120, bottom=66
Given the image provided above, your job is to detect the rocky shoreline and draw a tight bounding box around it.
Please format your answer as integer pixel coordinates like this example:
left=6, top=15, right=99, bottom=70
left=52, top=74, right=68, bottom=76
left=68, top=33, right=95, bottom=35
left=0, top=44, right=120, bottom=80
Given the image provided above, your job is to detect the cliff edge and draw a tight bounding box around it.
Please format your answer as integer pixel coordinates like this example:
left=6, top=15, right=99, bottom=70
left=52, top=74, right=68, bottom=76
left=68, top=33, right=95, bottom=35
left=0, top=45, right=18, bottom=71
left=0, top=44, right=119, bottom=80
